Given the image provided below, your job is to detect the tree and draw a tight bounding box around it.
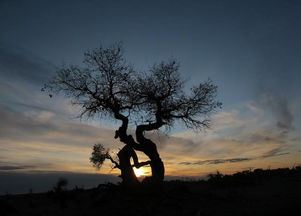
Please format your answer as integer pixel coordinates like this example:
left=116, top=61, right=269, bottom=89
left=43, top=43, right=221, bottom=185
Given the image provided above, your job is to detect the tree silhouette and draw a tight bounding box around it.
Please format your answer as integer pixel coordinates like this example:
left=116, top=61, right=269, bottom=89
left=43, top=43, right=221, bottom=185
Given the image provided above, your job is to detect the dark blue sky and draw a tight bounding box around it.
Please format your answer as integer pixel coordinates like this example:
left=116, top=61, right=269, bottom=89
left=1, top=0, right=300, bottom=104
left=1, top=0, right=301, bottom=194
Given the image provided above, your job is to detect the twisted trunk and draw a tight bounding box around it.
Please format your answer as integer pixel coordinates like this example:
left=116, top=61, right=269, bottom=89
left=138, top=140, right=165, bottom=183
left=113, top=111, right=143, bottom=186
left=136, top=121, right=165, bottom=183
left=113, top=109, right=165, bottom=184
left=117, top=145, right=139, bottom=185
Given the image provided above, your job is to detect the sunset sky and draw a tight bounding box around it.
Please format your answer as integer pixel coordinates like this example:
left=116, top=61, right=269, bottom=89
left=1, top=0, right=301, bottom=193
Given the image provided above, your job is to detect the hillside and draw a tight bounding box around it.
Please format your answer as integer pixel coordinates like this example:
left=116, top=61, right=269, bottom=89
left=1, top=167, right=301, bottom=216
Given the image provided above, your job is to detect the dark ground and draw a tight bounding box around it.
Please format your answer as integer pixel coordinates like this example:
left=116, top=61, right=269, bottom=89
left=1, top=167, right=301, bottom=216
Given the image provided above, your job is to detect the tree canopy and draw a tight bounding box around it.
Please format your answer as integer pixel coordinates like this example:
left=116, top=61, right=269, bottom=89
left=43, top=43, right=221, bottom=184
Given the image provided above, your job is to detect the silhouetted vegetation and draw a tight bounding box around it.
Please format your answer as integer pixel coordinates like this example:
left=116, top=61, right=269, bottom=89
left=53, top=177, right=68, bottom=193
left=207, top=166, right=301, bottom=187
left=43, top=43, right=221, bottom=185
left=1, top=167, right=301, bottom=215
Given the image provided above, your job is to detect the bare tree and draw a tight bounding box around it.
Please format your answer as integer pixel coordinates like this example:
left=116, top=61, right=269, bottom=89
left=43, top=43, right=221, bottom=185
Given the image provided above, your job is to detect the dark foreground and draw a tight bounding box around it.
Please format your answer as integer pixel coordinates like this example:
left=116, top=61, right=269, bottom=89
left=1, top=167, right=301, bottom=216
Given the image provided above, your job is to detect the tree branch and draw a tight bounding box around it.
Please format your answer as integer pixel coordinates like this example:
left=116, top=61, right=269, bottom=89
left=107, top=155, right=120, bottom=169
left=113, top=111, right=144, bottom=151
left=132, top=160, right=151, bottom=168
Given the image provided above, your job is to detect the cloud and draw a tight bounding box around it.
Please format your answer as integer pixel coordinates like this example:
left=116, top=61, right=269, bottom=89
left=162, top=125, right=289, bottom=160
left=179, top=146, right=290, bottom=166
left=0, top=45, right=55, bottom=85
left=156, top=97, right=296, bottom=170
left=0, top=45, right=77, bottom=121
left=0, top=104, right=116, bottom=147
left=180, top=157, right=251, bottom=165
left=254, top=94, right=294, bottom=132
left=260, top=147, right=290, bottom=158
left=0, top=55, right=299, bottom=178
left=276, top=100, right=293, bottom=131
left=0, top=103, right=123, bottom=174
left=145, top=130, right=198, bottom=152
left=0, top=165, right=35, bottom=171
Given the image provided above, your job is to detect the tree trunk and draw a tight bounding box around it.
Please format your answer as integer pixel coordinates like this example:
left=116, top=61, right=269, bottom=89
left=113, top=111, right=142, bottom=186
left=144, top=148, right=165, bottom=183
left=113, top=111, right=164, bottom=184
left=134, top=105, right=166, bottom=183
left=117, top=145, right=139, bottom=186
left=136, top=133, right=165, bottom=183
left=150, top=157, right=164, bottom=182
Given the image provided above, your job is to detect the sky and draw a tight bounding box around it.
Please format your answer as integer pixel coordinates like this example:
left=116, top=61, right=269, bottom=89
left=1, top=0, right=301, bottom=194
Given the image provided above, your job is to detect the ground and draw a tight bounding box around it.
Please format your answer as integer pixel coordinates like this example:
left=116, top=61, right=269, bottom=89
left=1, top=167, right=301, bottom=216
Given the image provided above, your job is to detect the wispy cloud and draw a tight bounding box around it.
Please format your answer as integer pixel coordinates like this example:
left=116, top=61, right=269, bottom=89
left=151, top=96, right=300, bottom=175
left=252, top=94, right=294, bottom=132
left=0, top=103, right=122, bottom=174
left=0, top=105, right=116, bottom=146
left=0, top=165, right=35, bottom=171
left=179, top=147, right=290, bottom=166
left=0, top=44, right=54, bottom=85
left=180, top=158, right=251, bottom=165
left=0, top=93, right=299, bottom=176
left=261, top=147, right=290, bottom=158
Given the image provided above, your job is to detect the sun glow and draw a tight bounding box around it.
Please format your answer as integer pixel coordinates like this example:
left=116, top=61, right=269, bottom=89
left=133, top=167, right=145, bottom=177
